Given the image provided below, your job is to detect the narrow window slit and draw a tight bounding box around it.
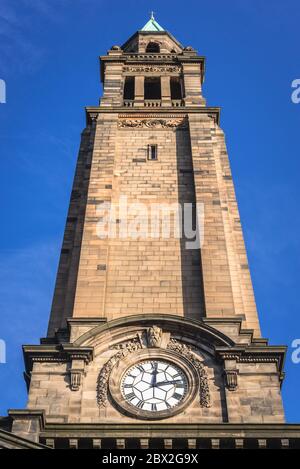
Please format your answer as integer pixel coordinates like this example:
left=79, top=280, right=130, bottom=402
left=148, top=144, right=158, bottom=160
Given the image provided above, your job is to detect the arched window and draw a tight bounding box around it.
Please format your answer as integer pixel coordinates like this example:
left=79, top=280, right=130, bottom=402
left=146, top=42, right=160, bottom=53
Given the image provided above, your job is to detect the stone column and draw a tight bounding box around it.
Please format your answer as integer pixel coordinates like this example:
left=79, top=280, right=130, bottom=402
left=134, top=76, right=145, bottom=107
left=161, top=76, right=171, bottom=107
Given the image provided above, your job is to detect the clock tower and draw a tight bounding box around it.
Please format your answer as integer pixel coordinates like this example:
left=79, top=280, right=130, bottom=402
left=2, top=15, right=300, bottom=450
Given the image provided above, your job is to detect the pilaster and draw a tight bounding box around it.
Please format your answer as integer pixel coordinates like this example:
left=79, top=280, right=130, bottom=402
left=134, top=75, right=145, bottom=107
left=161, top=75, right=171, bottom=107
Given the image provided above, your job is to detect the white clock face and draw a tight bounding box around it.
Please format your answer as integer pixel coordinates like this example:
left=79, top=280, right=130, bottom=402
left=121, top=360, right=188, bottom=412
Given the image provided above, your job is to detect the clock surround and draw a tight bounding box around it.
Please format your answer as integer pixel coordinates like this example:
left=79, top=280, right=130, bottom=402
left=108, top=348, right=199, bottom=420
left=121, top=359, right=188, bottom=412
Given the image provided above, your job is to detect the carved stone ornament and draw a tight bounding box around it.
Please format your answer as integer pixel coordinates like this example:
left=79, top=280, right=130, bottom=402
left=89, top=112, right=98, bottom=122
left=224, top=369, right=238, bottom=391
left=70, top=371, right=82, bottom=391
left=97, top=336, right=142, bottom=407
left=97, top=332, right=211, bottom=409
left=123, top=65, right=180, bottom=73
left=147, top=325, right=163, bottom=348
left=167, top=338, right=211, bottom=408
left=118, top=118, right=188, bottom=129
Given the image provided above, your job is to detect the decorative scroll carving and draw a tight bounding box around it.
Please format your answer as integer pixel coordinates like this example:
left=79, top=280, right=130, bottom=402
left=224, top=370, right=238, bottom=391
left=147, top=326, right=163, bottom=348
left=167, top=338, right=211, bottom=408
left=97, top=336, right=142, bottom=407
left=124, top=65, right=180, bottom=73
left=118, top=118, right=188, bottom=129
left=97, top=332, right=211, bottom=409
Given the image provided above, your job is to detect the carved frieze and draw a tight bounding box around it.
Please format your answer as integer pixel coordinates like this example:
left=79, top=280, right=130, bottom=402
left=124, top=65, right=180, bottom=73
left=118, top=118, right=188, bottom=129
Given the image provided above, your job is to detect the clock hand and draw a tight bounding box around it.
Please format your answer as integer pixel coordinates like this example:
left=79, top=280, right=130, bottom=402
left=155, top=380, right=183, bottom=386
left=151, top=362, right=158, bottom=387
left=153, top=362, right=158, bottom=387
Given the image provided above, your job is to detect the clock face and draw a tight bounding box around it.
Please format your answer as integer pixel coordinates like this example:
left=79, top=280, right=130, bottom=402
left=121, top=360, right=188, bottom=412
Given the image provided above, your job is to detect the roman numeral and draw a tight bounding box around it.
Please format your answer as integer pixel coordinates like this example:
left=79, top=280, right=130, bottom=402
left=175, top=382, right=185, bottom=388
left=173, top=393, right=182, bottom=401
left=126, top=392, right=136, bottom=401
left=151, top=403, right=157, bottom=411
left=136, top=400, right=144, bottom=409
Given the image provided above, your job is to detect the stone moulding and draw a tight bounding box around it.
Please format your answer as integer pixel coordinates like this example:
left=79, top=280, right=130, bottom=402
left=72, top=314, right=234, bottom=348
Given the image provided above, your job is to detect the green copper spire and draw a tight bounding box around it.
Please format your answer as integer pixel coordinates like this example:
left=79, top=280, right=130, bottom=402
left=141, top=12, right=164, bottom=32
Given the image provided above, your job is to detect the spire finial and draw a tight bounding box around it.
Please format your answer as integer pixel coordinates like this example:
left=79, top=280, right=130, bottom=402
left=141, top=13, right=164, bottom=31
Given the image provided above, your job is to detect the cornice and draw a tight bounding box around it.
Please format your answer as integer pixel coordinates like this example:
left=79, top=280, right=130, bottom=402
left=72, top=313, right=235, bottom=349
left=85, top=106, right=221, bottom=125
left=99, top=54, right=206, bottom=82
left=22, top=344, right=94, bottom=375
left=39, top=422, right=300, bottom=439
left=6, top=409, right=300, bottom=439
left=100, top=55, right=205, bottom=63
left=215, top=345, right=286, bottom=383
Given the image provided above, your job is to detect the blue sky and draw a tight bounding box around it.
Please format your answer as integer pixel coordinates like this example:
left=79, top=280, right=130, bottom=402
left=0, top=0, right=299, bottom=422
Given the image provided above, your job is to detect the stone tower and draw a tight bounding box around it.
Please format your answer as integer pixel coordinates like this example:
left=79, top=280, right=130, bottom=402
left=2, top=16, right=300, bottom=450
